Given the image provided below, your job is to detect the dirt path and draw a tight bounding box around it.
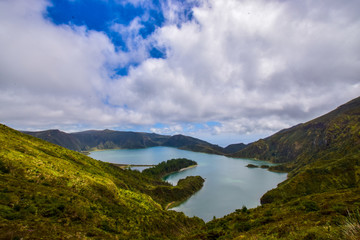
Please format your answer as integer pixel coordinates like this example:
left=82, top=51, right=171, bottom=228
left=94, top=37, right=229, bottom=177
left=165, top=201, right=176, bottom=210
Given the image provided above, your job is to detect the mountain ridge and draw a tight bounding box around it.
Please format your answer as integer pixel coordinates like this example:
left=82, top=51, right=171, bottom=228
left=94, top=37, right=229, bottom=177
left=22, top=129, right=228, bottom=155
left=230, top=96, right=360, bottom=168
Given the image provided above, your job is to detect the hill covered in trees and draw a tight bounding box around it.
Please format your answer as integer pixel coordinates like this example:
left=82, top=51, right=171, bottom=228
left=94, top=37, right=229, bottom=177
left=23, top=130, right=225, bottom=155
left=0, top=124, right=204, bottom=239
left=142, top=158, right=197, bottom=178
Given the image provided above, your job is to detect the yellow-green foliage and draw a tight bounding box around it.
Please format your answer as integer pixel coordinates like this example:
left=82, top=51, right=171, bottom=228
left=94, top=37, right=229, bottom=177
left=146, top=176, right=204, bottom=206
left=190, top=188, right=360, bottom=240
left=0, top=124, right=203, bottom=239
left=261, top=153, right=360, bottom=204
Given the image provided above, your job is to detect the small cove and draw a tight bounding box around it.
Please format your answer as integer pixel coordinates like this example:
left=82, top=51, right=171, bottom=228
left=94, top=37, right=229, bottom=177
left=90, top=146, right=287, bottom=222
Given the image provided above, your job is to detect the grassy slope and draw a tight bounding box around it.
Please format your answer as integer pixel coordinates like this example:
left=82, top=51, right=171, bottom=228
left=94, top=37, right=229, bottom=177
left=194, top=97, right=360, bottom=239
left=0, top=124, right=204, bottom=239
left=231, top=97, right=360, bottom=167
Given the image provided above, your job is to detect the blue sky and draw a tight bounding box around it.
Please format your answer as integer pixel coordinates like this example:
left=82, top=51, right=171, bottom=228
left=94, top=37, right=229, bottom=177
left=0, top=0, right=360, bottom=146
left=47, top=0, right=167, bottom=54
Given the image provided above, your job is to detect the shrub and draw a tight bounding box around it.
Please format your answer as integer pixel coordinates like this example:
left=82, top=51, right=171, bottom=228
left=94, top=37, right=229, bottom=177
left=235, top=221, right=251, bottom=232
left=241, top=205, right=248, bottom=213
left=0, top=159, right=10, bottom=173
left=246, top=164, right=259, bottom=168
left=303, top=201, right=320, bottom=212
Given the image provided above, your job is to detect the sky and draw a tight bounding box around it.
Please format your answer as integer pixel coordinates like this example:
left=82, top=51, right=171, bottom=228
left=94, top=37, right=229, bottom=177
left=0, top=0, right=359, bottom=146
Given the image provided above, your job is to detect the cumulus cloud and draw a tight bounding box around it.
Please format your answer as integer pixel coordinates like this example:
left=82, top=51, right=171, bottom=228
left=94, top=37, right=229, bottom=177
left=108, top=0, right=360, bottom=137
left=0, top=0, right=138, bottom=129
left=0, top=0, right=359, bottom=145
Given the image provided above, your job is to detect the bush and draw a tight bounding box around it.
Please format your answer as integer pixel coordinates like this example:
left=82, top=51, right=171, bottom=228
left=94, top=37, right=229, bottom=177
left=235, top=221, right=251, bottom=232
left=0, top=159, right=10, bottom=173
left=303, top=201, right=320, bottom=212
left=246, top=164, right=259, bottom=168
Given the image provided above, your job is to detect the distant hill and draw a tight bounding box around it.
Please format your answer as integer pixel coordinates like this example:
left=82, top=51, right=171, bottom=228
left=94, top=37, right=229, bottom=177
left=71, top=129, right=169, bottom=150
left=162, top=134, right=224, bottom=154
left=23, top=129, right=227, bottom=155
left=0, top=124, right=204, bottom=239
left=223, top=143, right=247, bottom=154
left=22, top=129, right=83, bottom=151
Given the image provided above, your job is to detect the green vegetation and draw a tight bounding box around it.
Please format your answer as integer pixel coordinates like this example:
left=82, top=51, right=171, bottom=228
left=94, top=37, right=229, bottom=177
left=140, top=159, right=204, bottom=208
left=146, top=176, right=205, bottom=209
left=0, top=124, right=205, bottom=239
left=342, top=209, right=360, bottom=240
left=231, top=97, right=360, bottom=169
left=2, top=95, right=360, bottom=239
left=143, top=158, right=197, bottom=178
left=246, top=164, right=259, bottom=168
left=194, top=190, right=360, bottom=239
left=191, top=96, right=360, bottom=239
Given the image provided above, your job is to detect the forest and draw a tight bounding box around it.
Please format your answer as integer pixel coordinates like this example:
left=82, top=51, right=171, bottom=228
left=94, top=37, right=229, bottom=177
left=142, top=158, right=197, bottom=178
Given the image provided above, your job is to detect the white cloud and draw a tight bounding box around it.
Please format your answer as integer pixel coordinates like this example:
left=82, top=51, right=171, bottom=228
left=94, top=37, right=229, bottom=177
left=107, top=0, right=360, bottom=136
left=0, top=0, right=359, bottom=145
left=150, top=124, right=183, bottom=135
left=110, top=17, right=150, bottom=63
left=0, top=0, right=140, bottom=129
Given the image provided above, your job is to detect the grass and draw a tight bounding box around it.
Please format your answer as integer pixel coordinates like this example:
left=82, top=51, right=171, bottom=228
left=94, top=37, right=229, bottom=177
left=0, top=124, right=205, bottom=239
left=342, top=209, right=360, bottom=240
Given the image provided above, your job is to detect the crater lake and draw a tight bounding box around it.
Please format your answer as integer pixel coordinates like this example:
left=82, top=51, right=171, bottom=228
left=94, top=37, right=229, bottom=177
left=90, top=146, right=287, bottom=222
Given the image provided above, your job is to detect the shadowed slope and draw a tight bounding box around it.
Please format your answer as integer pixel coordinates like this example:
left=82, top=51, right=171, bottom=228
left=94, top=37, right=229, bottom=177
left=23, top=130, right=226, bottom=155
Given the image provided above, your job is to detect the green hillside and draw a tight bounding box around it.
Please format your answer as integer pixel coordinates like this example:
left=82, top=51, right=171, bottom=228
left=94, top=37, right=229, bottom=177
left=23, top=130, right=225, bottom=155
left=0, top=124, right=204, bottom=239
left=22, top=129, right=169, bottom=151
left=231, top=96, right=360, bottom=169
left=196, top=97, right=360, bottom=239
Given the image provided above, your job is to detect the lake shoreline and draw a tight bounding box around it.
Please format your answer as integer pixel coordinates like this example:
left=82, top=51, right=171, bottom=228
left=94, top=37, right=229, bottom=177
left=90, top=147, right=287, bottom=222
left=111, top=163, right=156, bottom=169
left=162, top=165, right=197, bottom=179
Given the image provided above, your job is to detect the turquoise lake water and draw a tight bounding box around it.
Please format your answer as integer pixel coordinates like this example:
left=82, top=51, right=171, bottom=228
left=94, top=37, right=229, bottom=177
left=90, top=147, right=287, bottom=222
